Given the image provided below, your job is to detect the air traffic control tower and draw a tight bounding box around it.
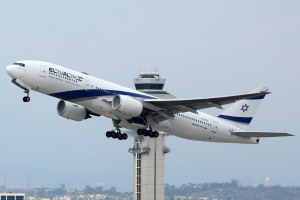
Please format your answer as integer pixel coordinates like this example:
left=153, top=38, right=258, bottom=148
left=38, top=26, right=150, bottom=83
left=129, top=71, right=173, bottom=200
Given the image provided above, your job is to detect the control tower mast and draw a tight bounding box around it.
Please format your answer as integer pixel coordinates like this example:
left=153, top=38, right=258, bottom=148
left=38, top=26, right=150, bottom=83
left=129, top=71, right=172, bottom=200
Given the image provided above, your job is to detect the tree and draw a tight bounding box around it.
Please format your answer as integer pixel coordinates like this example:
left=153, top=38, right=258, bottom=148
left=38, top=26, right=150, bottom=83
left=84, top=185, right=95, bottom=194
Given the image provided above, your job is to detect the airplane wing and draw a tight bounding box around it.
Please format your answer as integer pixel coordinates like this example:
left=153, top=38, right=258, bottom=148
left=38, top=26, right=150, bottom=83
left=232, top=131, right=294, bottom=137
left=144, top=91, right=269, bottom=121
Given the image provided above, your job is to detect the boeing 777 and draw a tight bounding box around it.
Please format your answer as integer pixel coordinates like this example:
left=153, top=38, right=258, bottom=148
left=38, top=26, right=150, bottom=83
left=6, top=60, right=293, bottom=144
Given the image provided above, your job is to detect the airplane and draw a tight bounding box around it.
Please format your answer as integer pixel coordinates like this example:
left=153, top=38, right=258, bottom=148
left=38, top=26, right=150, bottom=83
left=6, top=60, right=293, bottom=144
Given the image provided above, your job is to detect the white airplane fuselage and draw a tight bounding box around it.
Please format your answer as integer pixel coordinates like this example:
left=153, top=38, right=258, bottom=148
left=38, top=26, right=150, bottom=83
left=6, top=60, right=259, bottom=144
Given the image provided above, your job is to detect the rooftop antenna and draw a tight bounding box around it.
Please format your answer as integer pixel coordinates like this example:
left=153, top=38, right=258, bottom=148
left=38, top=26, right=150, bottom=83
left=4, top=174, right=7, bottom=188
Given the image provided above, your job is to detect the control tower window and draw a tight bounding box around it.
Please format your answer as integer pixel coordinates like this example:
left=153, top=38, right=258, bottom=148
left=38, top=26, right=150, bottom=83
left=140, top=74, right=157, bottom=78
left=13, top=62, right=25, bottom=67
left=7, top=196, right=15, bottom=200
left=135, top=83, right=164, bottom=90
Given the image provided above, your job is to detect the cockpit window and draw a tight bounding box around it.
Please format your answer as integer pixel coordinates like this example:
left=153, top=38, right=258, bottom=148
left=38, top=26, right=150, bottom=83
left=13, top=62, right=25, bottom=67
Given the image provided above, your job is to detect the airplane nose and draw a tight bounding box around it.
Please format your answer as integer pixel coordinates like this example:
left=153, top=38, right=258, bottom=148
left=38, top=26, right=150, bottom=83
left=6, top=65, right=25, bottom=79
left=6, top=65, right=15, bottom=78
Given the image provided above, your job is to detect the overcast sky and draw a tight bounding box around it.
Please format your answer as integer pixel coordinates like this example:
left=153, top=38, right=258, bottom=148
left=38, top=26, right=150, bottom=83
left=0, top=1, right=299, bottom=192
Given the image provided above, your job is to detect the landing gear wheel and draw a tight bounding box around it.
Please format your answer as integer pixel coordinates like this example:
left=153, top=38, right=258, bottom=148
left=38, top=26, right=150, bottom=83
left=137, top=128, right=143, bottom=135
left=137, top=128, right=160, bottom=138
left=122, top=133, right=128, bottom=140
left=111, top=131, right=117, bottom=139
left=106, top=131, right=112, bottom=138
left=154, top=131, right=159, bottom=138
left=23, top=96, right=30, bottom=102
left=117, top=132, right=123, bottom=140
left=143, top=129, right=149, bottom=137
left=149, top=131, right=155, bottom=138
left=106, top=129, right=128, bottom=141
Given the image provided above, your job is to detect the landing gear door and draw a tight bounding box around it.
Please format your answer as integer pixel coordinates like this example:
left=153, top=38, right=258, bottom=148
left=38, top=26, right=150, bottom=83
left=40, top=66, right=46, bottom=78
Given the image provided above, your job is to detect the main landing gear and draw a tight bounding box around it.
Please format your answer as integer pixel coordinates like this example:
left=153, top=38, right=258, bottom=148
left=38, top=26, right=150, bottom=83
left=106, top=129, right=128, bottom=140
left=137, top=128, right=159, bottom=138
left=22, top=89, right=30, bottom=102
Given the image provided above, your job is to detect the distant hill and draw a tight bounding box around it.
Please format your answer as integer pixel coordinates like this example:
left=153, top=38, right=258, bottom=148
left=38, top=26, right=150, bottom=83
left=1, top=180, right=299, bottom=200
left=165, top=180, right=300, bottom=200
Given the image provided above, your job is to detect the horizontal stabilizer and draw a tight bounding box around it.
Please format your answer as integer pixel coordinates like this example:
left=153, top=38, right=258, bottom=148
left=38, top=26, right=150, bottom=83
left=232, top=131, right=294, bottom=138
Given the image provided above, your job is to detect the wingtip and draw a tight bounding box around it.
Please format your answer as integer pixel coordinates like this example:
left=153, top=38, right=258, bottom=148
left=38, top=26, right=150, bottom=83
left=262, top=91, right=272, bottom=95
left=253, top=85, right=269, bottom=93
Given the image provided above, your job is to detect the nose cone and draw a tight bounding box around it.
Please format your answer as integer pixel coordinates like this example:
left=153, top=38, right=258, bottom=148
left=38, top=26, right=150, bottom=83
left=6, top=65, right=15, bottom=78
left=6, top=65, right=25, bottom=79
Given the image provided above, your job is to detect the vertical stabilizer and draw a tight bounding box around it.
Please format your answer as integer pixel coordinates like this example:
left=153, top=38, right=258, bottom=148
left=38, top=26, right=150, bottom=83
left=218, top=86, right=269, bottom=130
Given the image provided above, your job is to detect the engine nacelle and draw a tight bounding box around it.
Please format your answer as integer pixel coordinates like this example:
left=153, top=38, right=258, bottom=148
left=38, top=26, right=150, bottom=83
left=57, top=100, right=88, bottom=121
left=112, top=95, right=143, bottom=118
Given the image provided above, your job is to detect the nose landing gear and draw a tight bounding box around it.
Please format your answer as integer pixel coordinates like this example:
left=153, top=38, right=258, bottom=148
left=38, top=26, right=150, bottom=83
left=22, top=89, right=30, bottom=102
left=23, top=96, right=30, bottom=102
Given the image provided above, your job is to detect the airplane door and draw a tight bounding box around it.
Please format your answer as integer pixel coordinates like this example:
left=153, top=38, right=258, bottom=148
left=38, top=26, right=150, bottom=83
left=39, top=66, right=46, bottom=78
left=212, top=121, right=218, bottom=133
left=84, top=79, right=90, bottom=90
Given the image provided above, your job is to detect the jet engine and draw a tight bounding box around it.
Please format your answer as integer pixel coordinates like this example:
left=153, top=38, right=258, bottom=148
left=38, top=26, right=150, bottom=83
left=112, top=95, right=143, bottom=118
left=57, top=100, right=88, bottom=121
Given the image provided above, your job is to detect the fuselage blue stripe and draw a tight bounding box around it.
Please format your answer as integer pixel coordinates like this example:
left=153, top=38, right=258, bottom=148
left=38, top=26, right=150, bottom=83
left=218, top=115, right=253, bottom=124
left=49, top=89, right=157, bottom=101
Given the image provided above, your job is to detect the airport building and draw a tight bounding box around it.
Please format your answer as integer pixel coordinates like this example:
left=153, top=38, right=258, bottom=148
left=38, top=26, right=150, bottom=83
left=0, top=193, right=25, bottom=200
left=129, top=71, right=172, bottom=200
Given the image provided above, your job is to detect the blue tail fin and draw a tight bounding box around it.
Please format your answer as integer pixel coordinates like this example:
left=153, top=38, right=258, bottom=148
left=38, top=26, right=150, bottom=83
left=218, top=86, right=269, bottom=130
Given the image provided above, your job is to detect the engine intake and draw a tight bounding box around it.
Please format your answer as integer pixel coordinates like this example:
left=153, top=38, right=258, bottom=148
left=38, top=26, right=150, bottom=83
left=112, top=95, right=143, bottom=118
left=57, top=100, right=88, bottom=121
